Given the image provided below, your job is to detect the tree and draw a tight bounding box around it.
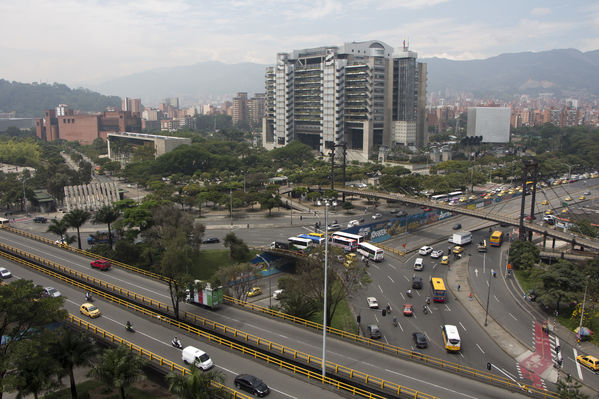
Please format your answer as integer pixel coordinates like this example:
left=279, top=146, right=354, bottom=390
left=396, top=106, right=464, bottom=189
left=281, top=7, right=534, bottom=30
left=508, top=240, right=540, bottom=270
left=166, top=365, right=225, bottom=399
left=0, top=280, right=66, bottom=399
left=259, top=193, right=282, bottom=216
left=556, top=377, right=588, bottom=399
left=277, top=275, right=319, bottom=319
left=223, top=232, right=251, bottom=262
left=51, top=328, right=98, bottom=399
left=534, top=260, right=586, bottom=311
left=88, top=345, right=147, bottom=399
left=47, top=218, right=70, bottom=242
left=92, top=205, right=121, bottom=247
left=63, top=208, right=91, bottom=249
left=213, top=263, right=258, bottom=301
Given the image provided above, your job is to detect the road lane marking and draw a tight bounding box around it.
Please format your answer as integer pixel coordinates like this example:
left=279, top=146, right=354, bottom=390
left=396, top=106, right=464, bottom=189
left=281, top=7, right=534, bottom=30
left=444, top=304, right=451, bottom=311
left=494, top=295, right=500, bottom=302
left=387, top=275, right=395, bottom=283
left=508, top=312, right=517, bottom=321
left=378, top=284, right=384, bottom=294
left=459, top=322, right=467, bottom=331
left=476, top=344, right=485, bottom=354
left=573, top=347, right=583, bottom=380
left=384, top=369, right=479, bottom=399
left=388, top=264, right=396, bottom=270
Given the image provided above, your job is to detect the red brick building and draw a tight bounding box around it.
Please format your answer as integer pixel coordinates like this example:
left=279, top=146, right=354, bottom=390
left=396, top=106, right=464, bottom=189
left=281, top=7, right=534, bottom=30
left=35, top=107, right=141, bottom=144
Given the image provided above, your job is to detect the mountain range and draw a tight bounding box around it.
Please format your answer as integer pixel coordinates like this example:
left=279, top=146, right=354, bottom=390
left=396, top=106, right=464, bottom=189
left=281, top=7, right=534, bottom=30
left=87, top=48, right=598, bottom=105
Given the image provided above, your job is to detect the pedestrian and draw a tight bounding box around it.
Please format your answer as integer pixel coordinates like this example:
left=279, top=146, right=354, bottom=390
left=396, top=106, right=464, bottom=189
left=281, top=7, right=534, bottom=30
left=457, top=284, right=461, bottom=291
left=492, top=270, right=497, bottom=278
left=469, top=292, right=473, bottom=301
left=523, top=293, right=527, bottom=301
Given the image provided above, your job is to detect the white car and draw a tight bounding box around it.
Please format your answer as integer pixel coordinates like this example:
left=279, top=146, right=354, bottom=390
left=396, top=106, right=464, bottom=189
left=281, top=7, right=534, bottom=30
left=347, top=220, right=360, bottom=228
left=430, top=250, right=443, bottom=259
left=273, top=289, right=283, bottom=300
left=419, top=246, right=433, bottom=256
left=372, top=213, right=382, bottom=220
left=367, top=297, right=379, bottom=309
left=414, top=258, right=424, bottom=271
left=42, top=287, right=62, bottom=297
left=0, top=267, right=12, bottom=279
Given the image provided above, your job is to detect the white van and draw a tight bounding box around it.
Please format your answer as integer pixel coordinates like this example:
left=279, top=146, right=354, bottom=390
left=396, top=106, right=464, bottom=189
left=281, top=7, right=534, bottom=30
left=414, top=258, right=424, bottom=271
left=181, top=346, right=213, bottom=370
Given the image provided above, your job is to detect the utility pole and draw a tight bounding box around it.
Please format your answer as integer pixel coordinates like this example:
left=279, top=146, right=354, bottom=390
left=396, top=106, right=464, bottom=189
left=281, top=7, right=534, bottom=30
left=330, top=151, right=335, bottom=190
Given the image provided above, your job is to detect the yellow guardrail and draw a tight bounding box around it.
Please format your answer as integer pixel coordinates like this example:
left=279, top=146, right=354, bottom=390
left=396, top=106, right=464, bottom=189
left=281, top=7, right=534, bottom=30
left=0, top=247, right=437, bottom=399
left=0, top=225, right=168, bottom=282
left=377, top=244, right=405, bottom=256
left=0, top=226, right=559, bottom=398
left=224, top=295, right=560, bottom=399
left=65, top=314, right=252, bottom=399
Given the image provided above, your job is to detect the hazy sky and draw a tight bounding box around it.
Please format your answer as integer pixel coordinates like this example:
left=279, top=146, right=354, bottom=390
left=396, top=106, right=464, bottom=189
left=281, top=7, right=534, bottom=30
left=2, top=0, right=598, bottom=86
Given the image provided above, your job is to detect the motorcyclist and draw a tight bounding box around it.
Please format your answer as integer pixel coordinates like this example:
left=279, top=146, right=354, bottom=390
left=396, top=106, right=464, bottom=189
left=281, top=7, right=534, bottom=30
left=392, top=316, right=398, bottom=327
left=425, top=296, right=431, bottom=305
left=172, top=336, right=181, bottom=348
left=423, top=304, right=428, bottom=314
left=85, top=292, right=92, bottom=302
left=126, top=321, right=132, bottom=331
left=407, top=289, right=412, bottom=297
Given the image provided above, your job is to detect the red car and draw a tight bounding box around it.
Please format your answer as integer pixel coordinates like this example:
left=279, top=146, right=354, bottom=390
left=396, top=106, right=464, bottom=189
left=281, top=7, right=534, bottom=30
left=403, top=304, right=414, bottom=317
left=90, top=259, right=111, bottom=271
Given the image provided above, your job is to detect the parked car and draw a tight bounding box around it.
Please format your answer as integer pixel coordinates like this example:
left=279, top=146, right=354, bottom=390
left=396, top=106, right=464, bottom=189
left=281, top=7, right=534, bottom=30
left=419, top=246, right=433, bottom=256
left=42, top=287, right=61, bottom=298
left=372, top=213, right=382, bottom=220
left=234, top=374, right=270, bottom=397
left=367, top=324, right=382, bottom=339
left=202, top=237, right=220, bottom=244
left=403, top=304, right=414, bottom=317
left=413, top=332, right=428, bottom=348
left=33, top=216, right=48, bottom=223
left=90, top=259, right=111, bottom=271
left=246, top=287, right=262, bottom=297
left=430, top=250, right=443, bottom=259
left=0, top=267, right=12, bottom=279
left=80, top=303, right=101, bottom=318
left=367, top=297, right=379, bottom=309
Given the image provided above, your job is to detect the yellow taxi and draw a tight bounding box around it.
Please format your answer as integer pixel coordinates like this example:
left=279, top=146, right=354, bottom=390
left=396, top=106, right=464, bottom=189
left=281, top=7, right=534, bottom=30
left=344, top=253, right=357, bottom=268
left=541, top=200, right=549, bottom=205
left=459, top=197, right=467, bottom=203
left=577, top=355, right=599, bottom=371
left=579, top=195, right=586, bottom=200
left=468, top=195, right=477, bottom=201
left=562, top=208, right=568, bottom=213
left=441, top=256, right=449, bottom=265
left=545, top=209, right=554, bottom=215
left=80, top=303, right=101, bottom=318
left=508, top=189, right=515, bottom=195
left=565, top=196, right=572, bottom=201
left=247, top=287, right=262, bottom=297
left=452, top=246, right=465, bottom=254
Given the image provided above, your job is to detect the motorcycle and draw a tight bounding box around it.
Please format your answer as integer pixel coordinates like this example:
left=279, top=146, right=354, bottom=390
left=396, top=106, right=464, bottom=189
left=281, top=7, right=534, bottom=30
left=125, top=323, right=135, bottom=333
left=171, top=339, right=183, bottom=349
left=406, top=290, right=413, bottom=298
left=85, top=294, right=93, bottom=302
left=423, top=305, right=429, bottom=315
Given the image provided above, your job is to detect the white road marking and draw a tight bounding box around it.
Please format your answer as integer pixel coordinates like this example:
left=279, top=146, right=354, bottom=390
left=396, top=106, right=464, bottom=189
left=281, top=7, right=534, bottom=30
left=459, top=322, right=467, bottom=331
left=388, top=264, right=396, bottom=270
left=474, top=268, right=478, bottom=277
left=573, top=348, right=583, bottom=380
left=387, top=275, right=395, bottom=283
left=508, top=312, right=517, bottom=321
left=494, top=295, right=500, bottom=302
left=444, top=304, right=451, bottom=311
left=384, top=369, right=479, bottom=399
left=378, top=285, right=384, bottom=294
left=476, top=344, right=485, bottom=354
left=374, top=315, right=379, bottom=323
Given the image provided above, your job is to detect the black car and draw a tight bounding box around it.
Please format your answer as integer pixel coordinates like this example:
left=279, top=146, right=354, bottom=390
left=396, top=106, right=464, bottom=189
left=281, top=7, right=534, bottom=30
left=33, top=216, right=48, bottom=223
left=202, top=237, right=220, bottom=244
left=234, top=374, right=270, bottom=397
left=452, top=223, right=462, bottom=230
left=413, top=332, right=428, bottom=348
left=412, top=276, right=423, bottom=289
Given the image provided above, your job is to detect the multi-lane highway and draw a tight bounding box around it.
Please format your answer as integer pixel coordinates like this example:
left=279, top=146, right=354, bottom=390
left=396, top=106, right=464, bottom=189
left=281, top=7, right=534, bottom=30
left=0, top=228, right=533, bottom=398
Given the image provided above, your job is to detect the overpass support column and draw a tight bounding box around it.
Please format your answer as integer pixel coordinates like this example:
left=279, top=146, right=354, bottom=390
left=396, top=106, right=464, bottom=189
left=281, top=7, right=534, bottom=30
left=542, top=231, right=547, bottom=249
left=552, top=237, right=556, bottom=249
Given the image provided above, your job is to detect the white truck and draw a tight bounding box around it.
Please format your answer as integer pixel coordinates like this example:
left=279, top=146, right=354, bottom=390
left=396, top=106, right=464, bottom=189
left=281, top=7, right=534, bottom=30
left=449, top=231, right=472, bottom=245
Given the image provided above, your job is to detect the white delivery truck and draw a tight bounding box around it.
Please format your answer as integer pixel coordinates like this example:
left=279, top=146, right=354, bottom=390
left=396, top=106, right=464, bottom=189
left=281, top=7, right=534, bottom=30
left=449, top=231, right=472, bottom=245
left=182, top=346, right=214, bottom=370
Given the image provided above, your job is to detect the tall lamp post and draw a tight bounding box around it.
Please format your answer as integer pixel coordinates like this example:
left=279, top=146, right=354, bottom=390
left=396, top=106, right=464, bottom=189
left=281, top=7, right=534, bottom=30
left=22, top=176, right=29, bottom=216
left=578, top=275, right=591, bottom=342
left=256, top=254, right=273, bottom=308
left=321, top=201, right=329, bottom=378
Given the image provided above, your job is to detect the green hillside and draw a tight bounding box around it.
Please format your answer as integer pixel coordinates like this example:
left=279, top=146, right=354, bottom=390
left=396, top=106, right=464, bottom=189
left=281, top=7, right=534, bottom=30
left=0, top=79, right=122, bottom=118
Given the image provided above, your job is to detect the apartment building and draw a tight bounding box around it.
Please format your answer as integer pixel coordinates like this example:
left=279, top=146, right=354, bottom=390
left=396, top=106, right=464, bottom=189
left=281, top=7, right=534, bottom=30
left=262, top=40, right=427, bottom=160
left=232, top=92, right=248, bottom=125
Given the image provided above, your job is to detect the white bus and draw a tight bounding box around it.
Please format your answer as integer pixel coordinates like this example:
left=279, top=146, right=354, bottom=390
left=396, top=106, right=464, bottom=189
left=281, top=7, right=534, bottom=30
left=331, top=231, right=365, bottom=244
left=442, top=324, right=461, bottom=352
left=288, top=237, right=313, bottom=251
left=329, top=236, right=357, bottom=252
left=430, top=194, right=449, bottom=202
left=448, top=191, right=463, bottom=200
left=357, top=242, right=384, bottom=261
left=299, top=234, right=325, bottom=245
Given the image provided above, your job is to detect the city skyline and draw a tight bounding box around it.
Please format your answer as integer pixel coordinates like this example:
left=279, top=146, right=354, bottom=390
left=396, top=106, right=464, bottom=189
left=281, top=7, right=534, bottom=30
left=1, top=0, right=597, bottom=86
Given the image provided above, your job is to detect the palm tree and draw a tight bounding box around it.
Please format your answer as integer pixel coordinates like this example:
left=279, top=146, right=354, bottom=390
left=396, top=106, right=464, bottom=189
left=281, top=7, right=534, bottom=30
left=88, top=345, right=147, bottom=399
left=166, top=365, right=224, bottom=399
left=51, top=328, right=98, bottom=399
left=47, top=218, right=69, bottom=242
left=62, top=209, right=91, bottom=249
left=92, top=206, right=121, bottom=247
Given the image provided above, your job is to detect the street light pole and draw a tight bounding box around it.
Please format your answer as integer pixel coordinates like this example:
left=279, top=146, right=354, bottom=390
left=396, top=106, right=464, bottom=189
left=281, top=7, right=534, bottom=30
left=256, top=254, right=273, bottom=308
left=322, top=201, right=329, bottom=378
left=578, top=275, right=591, bottom=341
left=22, top=176, right=29, bottom=216
left=484, top=269, right=492, bottom=326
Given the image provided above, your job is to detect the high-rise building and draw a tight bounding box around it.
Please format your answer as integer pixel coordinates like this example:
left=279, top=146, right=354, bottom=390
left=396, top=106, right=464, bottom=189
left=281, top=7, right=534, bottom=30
left=248, top=93, right=265, bottom=129
left=262, top=40, right=427, bottom=160
left=232, top=92, right=248, bottom=125
left=122, top=97, right=142, bottom=113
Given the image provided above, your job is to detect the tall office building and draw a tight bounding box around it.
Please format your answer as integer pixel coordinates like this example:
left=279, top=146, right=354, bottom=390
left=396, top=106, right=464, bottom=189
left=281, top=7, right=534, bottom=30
left=262, top=40, right=427, bottom=160
left=122, top=97, right=142, bottom=113
left=248, top=93, right=265, bottom=128
left=232, top=92, right=248, bottom=125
